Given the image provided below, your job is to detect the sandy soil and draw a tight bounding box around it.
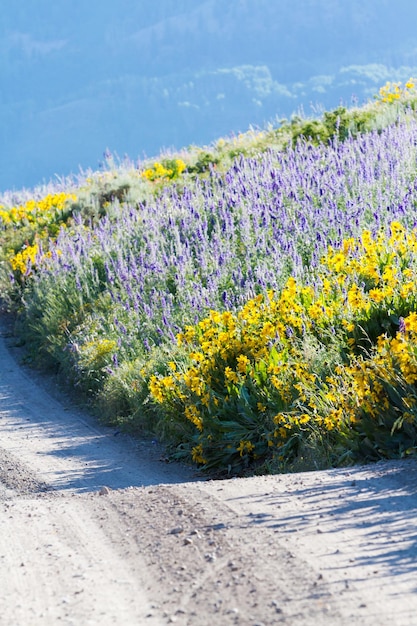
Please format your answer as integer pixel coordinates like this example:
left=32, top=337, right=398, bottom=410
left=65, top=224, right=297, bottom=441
left=1, top=319, right=417, bottom=625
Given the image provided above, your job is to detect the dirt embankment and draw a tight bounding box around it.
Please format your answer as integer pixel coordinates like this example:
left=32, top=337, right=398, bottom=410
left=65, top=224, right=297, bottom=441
left=1, top=321, right=417, bottom=625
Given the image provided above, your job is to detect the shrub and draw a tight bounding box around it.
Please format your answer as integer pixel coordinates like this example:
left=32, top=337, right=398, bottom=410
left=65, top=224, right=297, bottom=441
left=149, top=222, right=417, bottom=473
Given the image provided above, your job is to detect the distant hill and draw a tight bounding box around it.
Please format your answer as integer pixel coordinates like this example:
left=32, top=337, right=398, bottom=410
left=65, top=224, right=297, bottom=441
left=1, top=0, right=417, bottom=191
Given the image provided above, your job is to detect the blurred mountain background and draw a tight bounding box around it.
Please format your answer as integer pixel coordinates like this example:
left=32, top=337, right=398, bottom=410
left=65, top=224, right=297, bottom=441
left=1, top=0, right=417, bottom=191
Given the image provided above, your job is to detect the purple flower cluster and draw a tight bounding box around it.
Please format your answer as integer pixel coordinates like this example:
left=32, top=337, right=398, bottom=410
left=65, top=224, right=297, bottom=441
left=30, top=114, right=417, bottom=352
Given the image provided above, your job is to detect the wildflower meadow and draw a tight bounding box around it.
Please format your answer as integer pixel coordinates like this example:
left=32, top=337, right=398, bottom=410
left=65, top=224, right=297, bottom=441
left=2, top=80, right=417, bottom=474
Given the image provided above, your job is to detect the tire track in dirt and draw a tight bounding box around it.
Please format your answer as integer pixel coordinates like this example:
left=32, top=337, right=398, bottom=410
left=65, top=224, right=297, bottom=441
left=2, top=319, right=417, bottom=625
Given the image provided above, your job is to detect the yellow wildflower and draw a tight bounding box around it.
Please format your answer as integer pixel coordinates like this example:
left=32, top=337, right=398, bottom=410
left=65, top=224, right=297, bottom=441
left=237, top=440, right=255, bottom=456
left=191, top=444, right=207, bottom=464
left=236, top=354, right=250, bottom=373
left=224, top=367, right=239, bottom=384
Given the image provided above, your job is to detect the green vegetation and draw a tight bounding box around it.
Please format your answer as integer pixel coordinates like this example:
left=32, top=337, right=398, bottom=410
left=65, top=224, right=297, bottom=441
left=2, top=79, right=417, bottom=476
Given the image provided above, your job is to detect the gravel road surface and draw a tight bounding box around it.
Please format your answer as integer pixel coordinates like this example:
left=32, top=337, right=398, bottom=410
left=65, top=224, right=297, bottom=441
left=1, top=320, right=416, bottom=625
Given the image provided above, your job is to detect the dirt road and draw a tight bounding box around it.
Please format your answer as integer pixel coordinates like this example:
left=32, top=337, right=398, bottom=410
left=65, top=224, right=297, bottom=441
left=1, top=321, right=417, bottom=626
